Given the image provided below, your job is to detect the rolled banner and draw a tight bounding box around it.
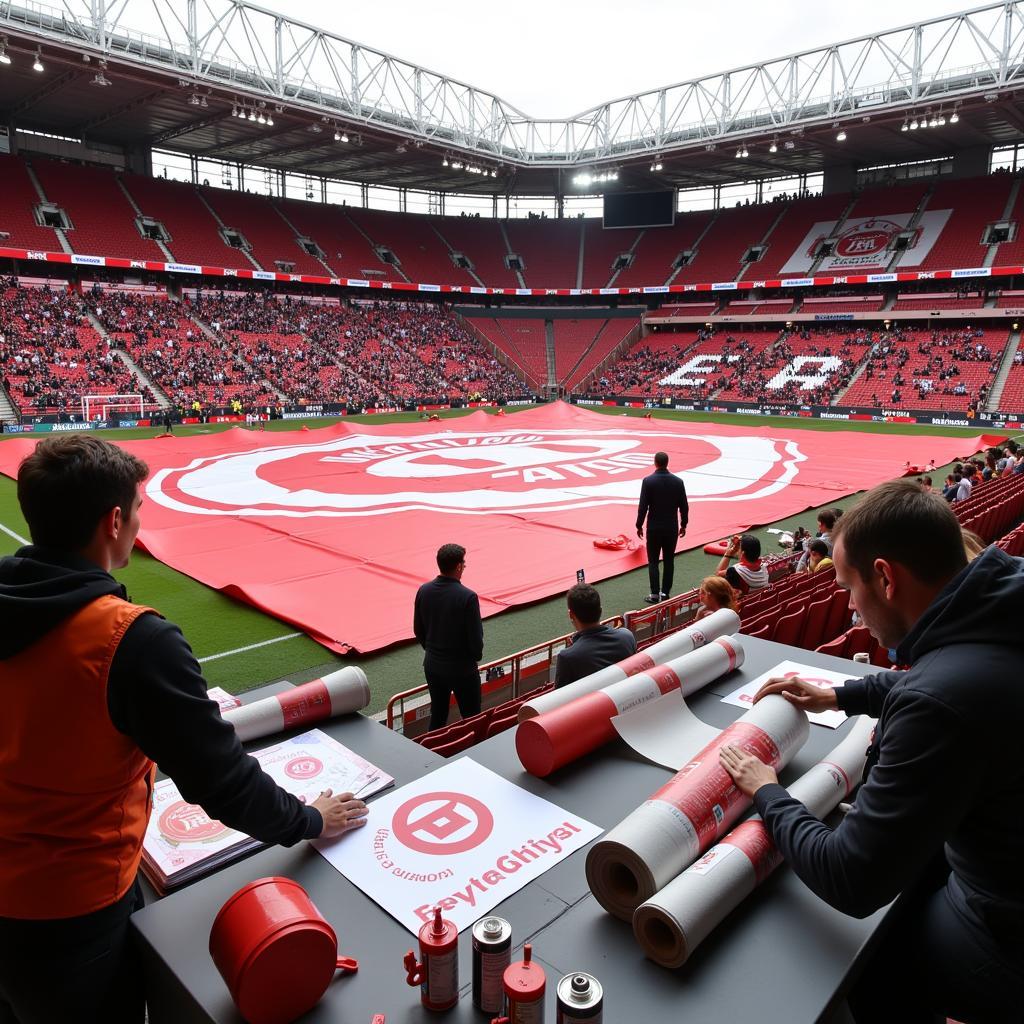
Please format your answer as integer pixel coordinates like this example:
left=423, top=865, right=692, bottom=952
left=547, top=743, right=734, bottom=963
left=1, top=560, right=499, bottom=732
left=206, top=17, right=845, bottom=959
left=585, top=695, right=808, bottom=921
left=516, top=636, right=744, bottom=777
left=519, top=608, right=741, bottom=722
left=633, top=715, right=876, bottom=968
left=222, top=667, right=370, bottom=742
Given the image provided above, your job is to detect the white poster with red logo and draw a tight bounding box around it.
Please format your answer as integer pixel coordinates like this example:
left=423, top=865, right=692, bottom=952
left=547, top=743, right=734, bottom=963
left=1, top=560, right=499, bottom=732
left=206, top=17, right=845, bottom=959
left=315, top=758, right=602, bottom=934
left=720, top=660, right=850, bottom=728
left=0, top=403, right=994, bottom=654
left=779, top=209, right=952, bottom=274
left=141, top=729, right=392, bottom=892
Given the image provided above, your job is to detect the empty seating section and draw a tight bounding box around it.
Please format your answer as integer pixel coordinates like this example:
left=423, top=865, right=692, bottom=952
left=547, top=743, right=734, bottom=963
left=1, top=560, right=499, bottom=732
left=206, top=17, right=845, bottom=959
left=122, top=175, right=255, bottom=270
left=201, top=190, right=327, bottom=277
left=996, top=289, right=1024, bottom=307
left=566, top=317, right=639, bottom=391
left=845, top=181, right=929, bottom=219
left=645, top=301, right=719, bottom=319
left=553, top=319, right=604, bottom=384
left=464, top=317, right=547, bottom=388
left=0, top=154, right=64, bottom=251
left=274, top=199, right=400, bottom=282
left=581, top=221, right=642, bottom=288
left=32, top=161, right=165, bottom=263
left=436, top=218, right=519, bottom=288
left=751, top=194, right=851, bottom=279
left=998, top=357, right=1024, bottom=413
left=347, top=209, right=476, bottom=287
left=836, top=327, right=1006, bottom=411
left=987, top=181, right=1024, bottom=267
left=505, top=219, right=582, bottom=289
left=719, top=299, right=795, bottom=316
left=614, top=211, right=714, bottom=288
left=1, top=284, right=149, bottom=415
left=891, top=292, right=986, bottom=310
left=801, top=295, right=885, bottom=313
left=675, top=205, right=778, bottom=284
left=909, top=175, right=1013, bottom=272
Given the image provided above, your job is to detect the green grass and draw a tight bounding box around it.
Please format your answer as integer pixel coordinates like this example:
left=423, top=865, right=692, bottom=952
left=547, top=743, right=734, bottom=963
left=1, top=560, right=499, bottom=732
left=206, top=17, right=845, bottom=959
left=1, top=406, right=1016, bottom=716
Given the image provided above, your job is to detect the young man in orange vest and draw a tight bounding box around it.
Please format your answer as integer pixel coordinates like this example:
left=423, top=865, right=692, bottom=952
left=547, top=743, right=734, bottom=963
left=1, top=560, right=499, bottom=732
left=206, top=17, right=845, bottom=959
left=0, top=435, right=369, bottom=1024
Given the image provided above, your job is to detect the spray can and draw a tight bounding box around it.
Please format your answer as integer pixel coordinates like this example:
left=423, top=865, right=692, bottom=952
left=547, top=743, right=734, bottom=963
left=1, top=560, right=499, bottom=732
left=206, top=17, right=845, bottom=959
left=555, top=973, right=602, bottom=1024
left=403, top=907, right=459, bottom=1012
left=472, top=916, right=512, bottom=1015
left=492, top=943, right=546, bottom=1024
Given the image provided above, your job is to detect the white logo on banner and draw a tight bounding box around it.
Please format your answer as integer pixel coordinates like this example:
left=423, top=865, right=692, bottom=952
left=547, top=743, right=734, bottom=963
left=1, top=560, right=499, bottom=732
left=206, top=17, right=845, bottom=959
left=315, top=759, right=602, bottom=934
left=779, top=210, right=952, bottom=274
left=145, top=426, right=806, bottom=517
left=658, top=354, right=737, bottom=387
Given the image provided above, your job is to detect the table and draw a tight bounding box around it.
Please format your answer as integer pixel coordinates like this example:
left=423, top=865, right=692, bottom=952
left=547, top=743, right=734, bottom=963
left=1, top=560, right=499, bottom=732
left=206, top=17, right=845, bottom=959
left=132, top=637, right=890, bottom=1024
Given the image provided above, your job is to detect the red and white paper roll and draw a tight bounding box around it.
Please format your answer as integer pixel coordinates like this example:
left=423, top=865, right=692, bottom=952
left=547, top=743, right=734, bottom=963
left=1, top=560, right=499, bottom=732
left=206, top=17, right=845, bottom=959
left=633, top=715, right=875, bottom=967
left=221, top=667, right=370, bottom=742
left=518, top=608, right=740, bottom=722
left=516, top=636, right=744, bottom=777
left=585, top=695, right=808, bottom=920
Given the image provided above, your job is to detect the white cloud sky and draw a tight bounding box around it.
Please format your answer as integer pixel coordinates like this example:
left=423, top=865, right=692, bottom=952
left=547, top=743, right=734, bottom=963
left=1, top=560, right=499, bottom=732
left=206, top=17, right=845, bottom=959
left=276, top=0, right=957, bottom=116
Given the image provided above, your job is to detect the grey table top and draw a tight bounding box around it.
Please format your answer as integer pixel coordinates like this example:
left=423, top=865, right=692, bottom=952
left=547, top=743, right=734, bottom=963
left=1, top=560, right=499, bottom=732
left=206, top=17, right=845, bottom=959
left=132, top=637, right=889, bottom=1024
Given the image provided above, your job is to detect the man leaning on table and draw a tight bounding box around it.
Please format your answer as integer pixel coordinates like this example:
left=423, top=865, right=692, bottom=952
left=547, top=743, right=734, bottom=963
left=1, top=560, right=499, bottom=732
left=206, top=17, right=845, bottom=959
left=0, top=436, right=369, bottom=1024
left=719, top=480, right=1023, bottom=1024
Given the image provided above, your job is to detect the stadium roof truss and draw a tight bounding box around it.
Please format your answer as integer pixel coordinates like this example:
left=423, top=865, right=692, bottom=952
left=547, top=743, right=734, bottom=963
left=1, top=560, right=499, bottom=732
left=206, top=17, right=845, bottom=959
left=4, top=0, right=1024, bottom=188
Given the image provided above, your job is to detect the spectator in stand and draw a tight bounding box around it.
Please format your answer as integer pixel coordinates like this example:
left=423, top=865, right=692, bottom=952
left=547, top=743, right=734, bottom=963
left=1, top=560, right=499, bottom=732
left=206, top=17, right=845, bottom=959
left=796, top=510, right=836, bottom=571
left=413, top=543, right=484, bottom=731
left=942, top=473, right=961, bottom=502
left=716, top=534, right=769, bottom=595
left=955, top=466, right=975, bottom=503
left=694, top=576, right=740, bottom=620
left=553, top=584, right=637, bottom=688
left=919, top=476, right=934, bottom=493
left=803, top=539, right=834, bottom=574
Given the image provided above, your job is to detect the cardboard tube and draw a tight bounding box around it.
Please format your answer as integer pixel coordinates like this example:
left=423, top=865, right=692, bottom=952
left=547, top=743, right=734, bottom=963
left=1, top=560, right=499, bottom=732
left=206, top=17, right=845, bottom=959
left=222, top=667, right=370, bottom=742
left=519, top=608, right=741, bottom=722
left=516, top=637, right=743, bottom=777
left=585, top=696, right=809, bottom=920
left=633, top=716, right=875, bottom=967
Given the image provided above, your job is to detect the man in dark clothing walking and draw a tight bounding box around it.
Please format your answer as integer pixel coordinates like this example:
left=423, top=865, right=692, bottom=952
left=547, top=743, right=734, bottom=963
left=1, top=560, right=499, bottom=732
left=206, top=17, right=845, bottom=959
left=636, top=451, right=689, bottom=604
left=414, top=543, right=484, bottom=731
left=720, top=480, right=1024, bottom=1023
left=0, top=436, right=368, bottom=1024
left=554, top=584, right=636, bottom=688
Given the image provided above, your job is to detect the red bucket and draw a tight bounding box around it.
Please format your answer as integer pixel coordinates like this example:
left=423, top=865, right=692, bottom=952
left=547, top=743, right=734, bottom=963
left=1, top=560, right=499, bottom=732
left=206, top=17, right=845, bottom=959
left=209, top=877, right=357, bottom=1024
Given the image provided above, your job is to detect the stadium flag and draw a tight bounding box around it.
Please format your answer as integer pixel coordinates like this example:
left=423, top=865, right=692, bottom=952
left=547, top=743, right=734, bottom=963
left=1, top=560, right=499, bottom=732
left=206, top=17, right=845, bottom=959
left=0, top=403, right=999, bottom=653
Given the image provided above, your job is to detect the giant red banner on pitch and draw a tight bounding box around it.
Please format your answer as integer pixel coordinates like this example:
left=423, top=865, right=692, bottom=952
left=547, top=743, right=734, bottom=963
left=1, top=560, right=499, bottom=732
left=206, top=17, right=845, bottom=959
left=0, top=404, right=996, bottom=653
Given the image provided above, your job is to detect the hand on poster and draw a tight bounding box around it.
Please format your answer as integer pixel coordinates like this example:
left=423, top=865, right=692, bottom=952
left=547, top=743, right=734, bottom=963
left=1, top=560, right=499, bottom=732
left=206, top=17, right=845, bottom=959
left=718, top=744, right=778, bottom=797
left=754, top=674, right=840, bottom=713
left=312, top=789, right=369, bottom=839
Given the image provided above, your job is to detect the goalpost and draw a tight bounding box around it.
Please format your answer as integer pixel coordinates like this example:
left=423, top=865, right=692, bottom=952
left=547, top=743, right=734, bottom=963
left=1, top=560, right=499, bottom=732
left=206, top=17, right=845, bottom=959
left=81, top=393, right=145, bottom=423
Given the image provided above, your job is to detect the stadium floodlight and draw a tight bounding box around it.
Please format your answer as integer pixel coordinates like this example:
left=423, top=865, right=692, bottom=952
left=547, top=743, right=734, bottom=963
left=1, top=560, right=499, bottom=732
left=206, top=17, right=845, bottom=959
left=266, top=115, right=274, bottom=126
left=929, top=115, right=939, bottom=127
left=0, top=37, right=10, bottom=65
left=340, top=131, right=348, bottom=142
left=937, top=115, right=946, bottom=126
left=650, top=160, right=663, bottom=171
left=909, top=118, right=919, bottom=129
left=442, top=155, right=449, bottom=166
left=257, top=112, right=266, bottom=124
left=769, top=140, right=778, bottom=152
left=950, top=110, right=960, bottom=123
left=741, top=147, right=748, bottom=157
left=200, top=95, right=208, bottom=108
left=452, top=160, right=463, bottom=169
left=900, top=120, right=908, bottom=131
left=32, top=48, right=43, bottom=72
left=491, top=169, right=497, bottom=177
left=248, top=110, right=257, bottom=121
left=189, top=93, right=200, bottom=106
left=735, top=148, right=742, bottom=158
left=333, top=129, right=340, bottom=140
left=91, top=71, right=110, bottom=87
left=836, top=129, right=847, bottom=141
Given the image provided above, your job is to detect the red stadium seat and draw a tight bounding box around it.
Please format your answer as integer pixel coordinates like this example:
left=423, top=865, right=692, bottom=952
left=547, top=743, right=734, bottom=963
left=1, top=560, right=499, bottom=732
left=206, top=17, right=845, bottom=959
left=771, top=608, right=805, bottom=646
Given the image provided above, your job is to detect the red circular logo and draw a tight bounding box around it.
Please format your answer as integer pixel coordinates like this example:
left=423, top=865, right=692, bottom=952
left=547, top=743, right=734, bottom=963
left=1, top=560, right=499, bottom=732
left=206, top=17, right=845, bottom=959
left=158, top=800, right=227, bottom=843
left=285, top=756, right=323, bottom=780
left=392, top=791, right=494, bottom=855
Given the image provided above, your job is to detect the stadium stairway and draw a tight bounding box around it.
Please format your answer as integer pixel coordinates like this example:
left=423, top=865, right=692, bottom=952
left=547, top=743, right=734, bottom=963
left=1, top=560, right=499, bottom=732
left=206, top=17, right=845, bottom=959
left=190, top=312, right=289, bottom=401
left=545, top=321, right=557, bottom=390
left=0, top=381, right=17, bottom=424
left=86, top=309, right=172, bottom=411
left=115, top=176, right=175, bottom=263
left=273, top=204, right=337, bottom=277
left=195, top=191, right=263, bottom=272
left=984, top=330, right=1021, bottom=412
left=24, top=161, right=74, bottom=255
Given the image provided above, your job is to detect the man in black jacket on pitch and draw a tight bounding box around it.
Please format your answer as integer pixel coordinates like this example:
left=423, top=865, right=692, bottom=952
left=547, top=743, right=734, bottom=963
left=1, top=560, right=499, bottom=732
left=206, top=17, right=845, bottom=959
left=720, top=480, right=1024, bottom=1023
left=414, top=543, right=484, bottom=730
left=636, top=451, right=689, bottom=604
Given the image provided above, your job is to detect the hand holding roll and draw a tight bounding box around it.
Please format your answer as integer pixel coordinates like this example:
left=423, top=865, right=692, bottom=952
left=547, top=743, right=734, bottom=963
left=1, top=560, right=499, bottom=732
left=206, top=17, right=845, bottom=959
left=719, top=745, right=779, bottom=797
left=754, top=674, right=840, bottom=713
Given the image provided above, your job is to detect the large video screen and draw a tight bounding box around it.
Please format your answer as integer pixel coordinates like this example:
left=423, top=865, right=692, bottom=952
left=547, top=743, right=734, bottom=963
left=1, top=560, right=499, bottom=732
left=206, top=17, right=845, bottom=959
left=603, top=190, right=675, bottom=229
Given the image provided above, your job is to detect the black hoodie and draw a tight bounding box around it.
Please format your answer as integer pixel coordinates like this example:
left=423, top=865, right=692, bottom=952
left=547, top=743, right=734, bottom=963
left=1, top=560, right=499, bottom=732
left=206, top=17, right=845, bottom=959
left=754, top=545, right=1024, bottom=956
left=0, top=546, right=320, bottom=850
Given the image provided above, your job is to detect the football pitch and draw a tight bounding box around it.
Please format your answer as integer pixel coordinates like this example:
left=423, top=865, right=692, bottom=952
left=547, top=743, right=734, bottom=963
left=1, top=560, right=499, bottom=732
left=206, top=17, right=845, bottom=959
left=0, top=405, right=1008, bottom=716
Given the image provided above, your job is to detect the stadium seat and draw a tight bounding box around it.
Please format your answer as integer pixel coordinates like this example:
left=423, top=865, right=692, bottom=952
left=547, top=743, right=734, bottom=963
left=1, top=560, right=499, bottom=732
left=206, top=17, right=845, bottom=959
left=771, top=608, right=805, bottom=646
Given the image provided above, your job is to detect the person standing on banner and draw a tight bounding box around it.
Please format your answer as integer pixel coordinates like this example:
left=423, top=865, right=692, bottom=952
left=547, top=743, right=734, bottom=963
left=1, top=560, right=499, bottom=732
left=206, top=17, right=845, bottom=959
left=0, top=436, right=369, bottom=1024
left=635, top=451, right=689, bottom=604
left=414, top=543, right=484, bottom=730
left=554, top=583, right=637, bottom=687
left=718, top=480, right=1024, bottom=1023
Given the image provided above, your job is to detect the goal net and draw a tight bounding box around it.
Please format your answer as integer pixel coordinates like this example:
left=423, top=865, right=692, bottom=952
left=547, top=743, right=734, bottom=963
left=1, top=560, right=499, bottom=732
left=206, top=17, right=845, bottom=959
left=81, top=393, right=145, bottom=423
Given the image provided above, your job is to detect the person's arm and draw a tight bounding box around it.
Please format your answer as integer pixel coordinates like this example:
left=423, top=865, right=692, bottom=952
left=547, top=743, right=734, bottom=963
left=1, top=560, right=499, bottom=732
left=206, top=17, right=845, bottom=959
left=716, top=535, right=739, bottom=577
left=636, top=479, right=649, bottom=536
left=108, top=615, right=323, bottom=845
left=467, top=592, right=484, bottom=663
left=752, top=692, right=978, bottom=918
left=413, top=587, right=425, bottom=647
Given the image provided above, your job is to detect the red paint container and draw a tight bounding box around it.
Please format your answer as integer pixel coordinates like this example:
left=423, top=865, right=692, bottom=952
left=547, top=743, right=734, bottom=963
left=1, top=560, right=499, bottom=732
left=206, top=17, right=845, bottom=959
left=493, top=943, right=546, bottom=1024
left=209, top=877, right=357, bottom=1024
left=403, top=907, right=459, bottom=1011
